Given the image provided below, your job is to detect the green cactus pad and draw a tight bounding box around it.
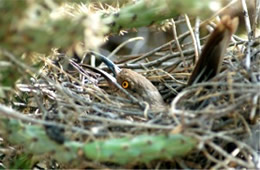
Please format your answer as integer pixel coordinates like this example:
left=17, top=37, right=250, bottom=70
left=0, top=118, right=197, bottom=165
left=0, top=119, right=83, bottom=163
left=102, top=0, right=213, bottom=32
left=83, top=133, right=197, bottom=164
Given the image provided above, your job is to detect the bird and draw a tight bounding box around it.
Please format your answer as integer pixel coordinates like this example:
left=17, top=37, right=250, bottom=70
left=84, top=52, right=165, bottom=108
left=188, top=15, right=238, bottom=85
left=86, top=16, right=238, bottom=110
left=111, top=68, right=165, bottom=107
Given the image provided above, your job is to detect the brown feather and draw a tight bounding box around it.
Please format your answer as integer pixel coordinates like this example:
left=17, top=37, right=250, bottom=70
left=116, top=69, right=165, bottom=107
left=188, top=16, right=238, bottom=85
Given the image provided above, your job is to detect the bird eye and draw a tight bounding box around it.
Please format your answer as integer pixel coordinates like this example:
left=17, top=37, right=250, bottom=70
left=122, top=80, right=129, bottom=89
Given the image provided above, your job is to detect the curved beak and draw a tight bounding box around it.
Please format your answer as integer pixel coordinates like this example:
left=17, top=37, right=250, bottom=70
left=91, top=51, right=121, bottom=77
left=80, top=64, right=118, bottom=84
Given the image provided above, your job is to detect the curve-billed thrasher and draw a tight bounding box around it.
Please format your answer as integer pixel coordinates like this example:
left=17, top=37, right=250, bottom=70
left=89, top=16, right=238, bottom=109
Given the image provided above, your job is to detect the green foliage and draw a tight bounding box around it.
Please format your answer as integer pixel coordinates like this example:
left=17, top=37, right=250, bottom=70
left=0, top=64, right=21, bottom=87
left=0, top=0, right=216, bottom=54
left=0, top=0, right=219, bottom=167
left=84, top=134, right=196, bottom=164
left=0, top=118, right=197, bottom=165
left=101, top=0, right=213, bottom=32
left=10, top=154, right=35, bottom=169
left=0, top=0, right=86, bottom=55
left=3, top=119, right=82, bottom=163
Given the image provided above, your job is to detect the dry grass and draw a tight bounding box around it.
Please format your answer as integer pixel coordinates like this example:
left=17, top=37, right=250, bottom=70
left=3, top=13, right=260, bottom=169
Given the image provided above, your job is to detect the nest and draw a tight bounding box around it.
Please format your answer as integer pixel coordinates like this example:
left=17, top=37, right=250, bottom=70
left=5, top=21, right=260, bottom=169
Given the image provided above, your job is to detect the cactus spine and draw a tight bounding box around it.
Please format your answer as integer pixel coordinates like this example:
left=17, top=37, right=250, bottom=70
left=0, top=118, right=197, bottom=165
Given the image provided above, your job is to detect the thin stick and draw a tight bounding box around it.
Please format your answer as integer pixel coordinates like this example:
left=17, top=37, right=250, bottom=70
left=80, top=114, right=174, bottom=130
left=116, top=48, right=195, bottom=69
left=253, top=0, right=260, bottom=37
left=107, top=37, right=144, bottom=59
left=0, top=104, right=91, bottom=135
left=184, top=14, right=199, bottom=63
left=171, top=19, right=186, bottom=67
left=250, top=95, right=259, bottom=120
left=207, top=141, right=254, bottom=168
left=194, top=17, right=202, bottom=56
left=241, top=0, right=253, bottom=70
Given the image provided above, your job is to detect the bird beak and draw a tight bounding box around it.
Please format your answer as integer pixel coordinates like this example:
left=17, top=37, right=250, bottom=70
left=100, top=55, right=121, bottom=77
left=91, top=51, right=121, bottom=77
left=81, top=51, right=123, bottom=87
left=80, top=63, right=118, bottom=84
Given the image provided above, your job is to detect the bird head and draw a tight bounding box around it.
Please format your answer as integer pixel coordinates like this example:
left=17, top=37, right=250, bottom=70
left=93, top=52, right=165, bottom=108
left=85, top=15, right=238, bottom=110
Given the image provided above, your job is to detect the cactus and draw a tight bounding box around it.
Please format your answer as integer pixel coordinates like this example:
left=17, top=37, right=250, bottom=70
left=84, top=132, right=197, bottom=164
left=9, top=154, right=35, bottom=169
left=0, top=118, right=197, bottom=165
left=0, top=0, right=105, bottom=54
left=0, top=0, right=217, bottom=54
left=1, top=119, right=83, bottom=163
left=0, top=0, right=216, bottom=167
left=102, top=0, right=215, bottom=32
